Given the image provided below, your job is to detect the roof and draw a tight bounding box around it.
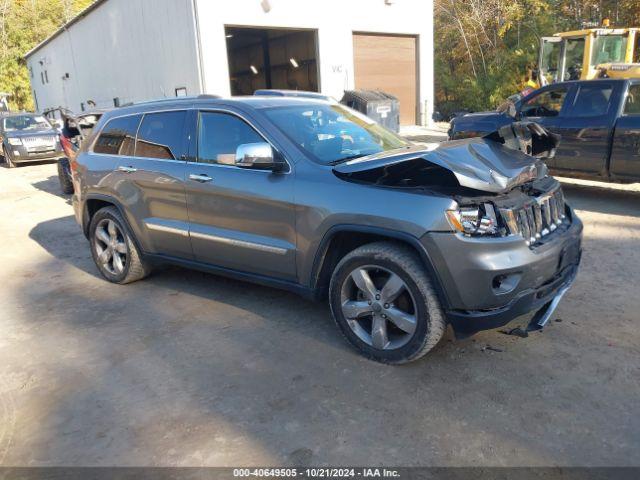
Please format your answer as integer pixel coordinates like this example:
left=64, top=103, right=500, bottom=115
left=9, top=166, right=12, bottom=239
left=554, top=27, right=639, bottom=38
left=24, top=0, right=108, bottom=59
left=112, top=94, right=329, bottom=112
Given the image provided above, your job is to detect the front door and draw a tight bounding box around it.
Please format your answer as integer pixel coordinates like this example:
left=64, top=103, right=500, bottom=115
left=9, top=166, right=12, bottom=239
left=519, top=85, right=571, bottom=169
left=184, top=110, right=297, bottom=281
left=552, top=81, right=619, bottom=177
left=610, top=82, right=640, bottom=181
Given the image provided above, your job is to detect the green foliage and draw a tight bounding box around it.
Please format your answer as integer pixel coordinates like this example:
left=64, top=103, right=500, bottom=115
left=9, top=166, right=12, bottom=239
left=435, top=0, right=640, bottom=115
left=0, top=0, right=93, bottom=111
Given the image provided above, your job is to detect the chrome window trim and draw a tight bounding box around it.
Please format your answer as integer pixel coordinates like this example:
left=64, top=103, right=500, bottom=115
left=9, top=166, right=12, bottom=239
left=89, top=107, right=188, bottom=156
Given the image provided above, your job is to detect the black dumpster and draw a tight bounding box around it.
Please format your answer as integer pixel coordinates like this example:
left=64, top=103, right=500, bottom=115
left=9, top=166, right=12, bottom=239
left=340, top=90, right=400, bottom=132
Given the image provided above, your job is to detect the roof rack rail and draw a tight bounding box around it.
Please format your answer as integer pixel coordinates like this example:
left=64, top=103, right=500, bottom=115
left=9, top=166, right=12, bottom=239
left=122, top=94, right=221, bottom=108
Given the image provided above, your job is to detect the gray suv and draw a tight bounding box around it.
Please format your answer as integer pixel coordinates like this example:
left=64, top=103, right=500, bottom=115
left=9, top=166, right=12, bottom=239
left=72, top=96, right=582, bottom=364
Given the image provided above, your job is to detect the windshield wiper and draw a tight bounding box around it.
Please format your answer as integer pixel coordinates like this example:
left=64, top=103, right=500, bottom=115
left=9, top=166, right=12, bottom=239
left=329, top=154, right=368, bottom=165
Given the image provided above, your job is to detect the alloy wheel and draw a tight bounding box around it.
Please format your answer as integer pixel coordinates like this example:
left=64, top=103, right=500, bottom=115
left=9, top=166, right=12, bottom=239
left=340, top=265, right=418, bottom=350
left=94, top=219, right=128, bottom=275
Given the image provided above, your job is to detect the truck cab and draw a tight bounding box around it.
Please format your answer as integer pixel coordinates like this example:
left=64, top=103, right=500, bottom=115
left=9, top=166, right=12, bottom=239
left=450, top=79, right=640, bottom=183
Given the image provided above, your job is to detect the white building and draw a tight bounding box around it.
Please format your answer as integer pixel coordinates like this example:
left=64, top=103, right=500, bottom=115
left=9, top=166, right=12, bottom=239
left=25, top=0, right=434, bottom=125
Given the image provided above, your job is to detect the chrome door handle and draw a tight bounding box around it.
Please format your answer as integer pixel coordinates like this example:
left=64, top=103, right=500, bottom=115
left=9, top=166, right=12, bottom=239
left=117, top=166, right=137, bottom=173
left=189, top=173, right=213, bottom=183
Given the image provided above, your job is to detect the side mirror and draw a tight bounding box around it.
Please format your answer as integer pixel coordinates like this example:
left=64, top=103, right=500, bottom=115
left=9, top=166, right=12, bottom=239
left=235, top=142, right=285, bottom=171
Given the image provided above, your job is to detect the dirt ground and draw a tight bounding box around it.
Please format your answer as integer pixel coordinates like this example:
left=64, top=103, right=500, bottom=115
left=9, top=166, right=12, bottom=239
left=0, top=163, right=638, bottom=467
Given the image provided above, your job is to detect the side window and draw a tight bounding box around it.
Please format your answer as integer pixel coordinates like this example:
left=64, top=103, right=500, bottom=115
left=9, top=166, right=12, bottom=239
left=521, top=88, right=568, bottom=117
left=564, top=38, right=585, bottom=80
left=197, top=111, right=263, bottom=165
left=624, top=84, right=640, bottom=115
left=135, top=111, right=187, bottom=160
left=93, top=115, right=141, bottom=156
left=569, top=84, right=613, bottom=117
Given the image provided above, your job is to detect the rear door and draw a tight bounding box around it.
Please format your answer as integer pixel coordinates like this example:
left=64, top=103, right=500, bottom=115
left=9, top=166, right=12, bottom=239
left=551, top=81, right=620, bottom=177
left=184, top=109, right=297, bottom=280
left=108, top=110, right=192, bottom=259
left=610, top=82, right=640, bottom=181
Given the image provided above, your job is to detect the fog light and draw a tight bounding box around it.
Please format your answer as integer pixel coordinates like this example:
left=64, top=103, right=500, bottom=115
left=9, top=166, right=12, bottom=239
left=492, top=273, right=521, bottom=294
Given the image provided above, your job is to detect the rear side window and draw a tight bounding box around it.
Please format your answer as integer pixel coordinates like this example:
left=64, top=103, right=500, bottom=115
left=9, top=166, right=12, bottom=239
left=197, top=112, right=263, bottom=165
left=624, top=84, right=640, bottom=115
left=569, top=84, right=613, bottom=117
left=135, top=111, right=187, bottom=160
left=94, top=115, right=141, bottom=156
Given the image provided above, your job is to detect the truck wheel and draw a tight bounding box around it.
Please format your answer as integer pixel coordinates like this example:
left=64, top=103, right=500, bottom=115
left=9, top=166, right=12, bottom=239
left=329, top=241, right=446, bottom=364
left=57, top=158, right=74, bottom=194
left=89, top=206, right=151, bottom=284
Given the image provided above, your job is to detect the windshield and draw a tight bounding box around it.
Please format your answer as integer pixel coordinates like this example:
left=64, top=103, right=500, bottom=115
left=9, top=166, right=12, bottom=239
left=3, top=115, right=51, bottom=132
left=262, top=103, right=409, bottom=164
left=591, top=34, right=628, bottom=65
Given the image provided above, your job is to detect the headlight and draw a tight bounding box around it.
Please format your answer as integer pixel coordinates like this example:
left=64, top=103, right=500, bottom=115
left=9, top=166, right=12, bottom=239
left=446, top=203, right=500, bottom=236
left=7, top=137, right=22, bottom=146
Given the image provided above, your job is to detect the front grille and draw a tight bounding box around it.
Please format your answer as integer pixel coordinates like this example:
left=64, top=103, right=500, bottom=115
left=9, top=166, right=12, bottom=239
left=21, top=135, right=57, bottom=144
left=499, top=185, right=567, bottom=246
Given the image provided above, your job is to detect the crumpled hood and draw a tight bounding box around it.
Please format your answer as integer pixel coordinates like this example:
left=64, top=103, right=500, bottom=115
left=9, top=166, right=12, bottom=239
left=333, top=138, right=548, bottom=194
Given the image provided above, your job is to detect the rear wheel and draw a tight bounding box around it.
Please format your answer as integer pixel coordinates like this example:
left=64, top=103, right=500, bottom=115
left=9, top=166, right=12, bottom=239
left=57, top=158, right=74, bottom=194
left=89, top=206, right=151, bottom=284
left=329, top=242, right=446, bottom=364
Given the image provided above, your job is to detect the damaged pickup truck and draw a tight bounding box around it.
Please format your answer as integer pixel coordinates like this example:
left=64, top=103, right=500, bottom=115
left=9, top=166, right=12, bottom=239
left=73, top=97, right=582, bottom=364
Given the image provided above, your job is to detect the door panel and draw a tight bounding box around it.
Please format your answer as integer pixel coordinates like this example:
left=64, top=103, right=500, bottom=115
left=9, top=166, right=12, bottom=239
left=353, top=33, right=417, bottom=125
left=185, top=111, right=296, bottom=280
left=115, top=158, right=191, bottom=258
left=610, top=84, right=640, bottom=180
left=108, top=110, right=192, bottom=258
left=609, top=116, right=640, bottom=181
left=551, top=82, right=619, bottom=176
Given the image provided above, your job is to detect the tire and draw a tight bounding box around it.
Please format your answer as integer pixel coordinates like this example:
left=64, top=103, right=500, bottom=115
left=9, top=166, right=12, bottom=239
left=1, top=144, right=15, bottom=168
left=57, top=158, right=74, bottom=194
left=329, top=241, right=446, bottom=364
left=89, top=206, right=151, bottom=284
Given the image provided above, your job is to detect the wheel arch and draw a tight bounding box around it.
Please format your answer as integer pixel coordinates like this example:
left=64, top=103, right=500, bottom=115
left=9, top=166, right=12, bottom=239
left=309, top=225, right=451, bottom=309
left=82, top=195, right=145, bottom=254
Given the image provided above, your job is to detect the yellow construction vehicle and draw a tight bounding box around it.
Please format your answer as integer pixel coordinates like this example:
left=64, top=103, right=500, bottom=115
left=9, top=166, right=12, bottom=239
left=538, top=21, right=640, bottom=84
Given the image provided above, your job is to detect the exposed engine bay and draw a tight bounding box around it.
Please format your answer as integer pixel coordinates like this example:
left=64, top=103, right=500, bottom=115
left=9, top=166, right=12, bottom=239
left=333, top=122, right=568, bottom=245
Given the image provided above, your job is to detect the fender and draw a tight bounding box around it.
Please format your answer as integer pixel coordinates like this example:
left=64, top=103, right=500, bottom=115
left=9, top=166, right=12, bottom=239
left=309, top=224, right=452, bottom=310
left=81, top=193, right=147, bottom=257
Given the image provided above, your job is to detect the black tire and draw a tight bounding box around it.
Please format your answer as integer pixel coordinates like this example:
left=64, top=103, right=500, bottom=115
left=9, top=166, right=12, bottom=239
left=89, top=206, right=151, bottom=284
left=57, top=158, right=74, bottom=194
left=329, top=241, right=446, bottom=364
left=1, top=144, right=15, bottom=168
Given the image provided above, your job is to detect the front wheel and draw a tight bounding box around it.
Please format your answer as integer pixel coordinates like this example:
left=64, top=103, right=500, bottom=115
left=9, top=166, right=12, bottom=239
left=89, top=206, right=151, bottom=284
left=329, top=242, right=446, bottom=364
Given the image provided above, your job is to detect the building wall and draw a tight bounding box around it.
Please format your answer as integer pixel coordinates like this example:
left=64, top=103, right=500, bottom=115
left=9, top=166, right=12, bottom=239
left=26, top=0, right=202, bottom=113
left=195, top=0, right=435, bottom=124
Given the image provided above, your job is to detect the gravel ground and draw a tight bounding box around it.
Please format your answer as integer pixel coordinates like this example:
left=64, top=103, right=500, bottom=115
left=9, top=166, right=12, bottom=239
left=0, top=162, right=638, bottom=467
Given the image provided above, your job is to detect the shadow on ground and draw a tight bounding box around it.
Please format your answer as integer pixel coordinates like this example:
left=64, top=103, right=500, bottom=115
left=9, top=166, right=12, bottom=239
left=5, top=185, right=639, bottom=466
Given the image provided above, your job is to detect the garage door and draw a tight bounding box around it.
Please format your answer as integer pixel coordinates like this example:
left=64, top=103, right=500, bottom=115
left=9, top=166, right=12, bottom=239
left=353, top=33, right=417, bottom=125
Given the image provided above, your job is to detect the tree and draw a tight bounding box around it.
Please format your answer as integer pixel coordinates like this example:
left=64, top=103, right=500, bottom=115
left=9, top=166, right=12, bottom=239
left=0, top=0, right=93, bottom=111
left=434, top=0, right=640, bottom=116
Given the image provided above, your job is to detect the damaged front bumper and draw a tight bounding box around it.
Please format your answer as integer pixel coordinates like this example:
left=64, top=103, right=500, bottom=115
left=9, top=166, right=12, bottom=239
left=422, top=206, right=583, bottom=338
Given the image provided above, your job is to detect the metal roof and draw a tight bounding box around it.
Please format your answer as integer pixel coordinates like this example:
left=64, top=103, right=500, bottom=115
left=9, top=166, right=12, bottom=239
left=24, top=0, right=109, bottom=59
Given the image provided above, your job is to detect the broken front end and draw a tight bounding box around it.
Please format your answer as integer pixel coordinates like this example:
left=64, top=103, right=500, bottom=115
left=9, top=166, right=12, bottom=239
left=335, top=122, right=582, bottom=337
